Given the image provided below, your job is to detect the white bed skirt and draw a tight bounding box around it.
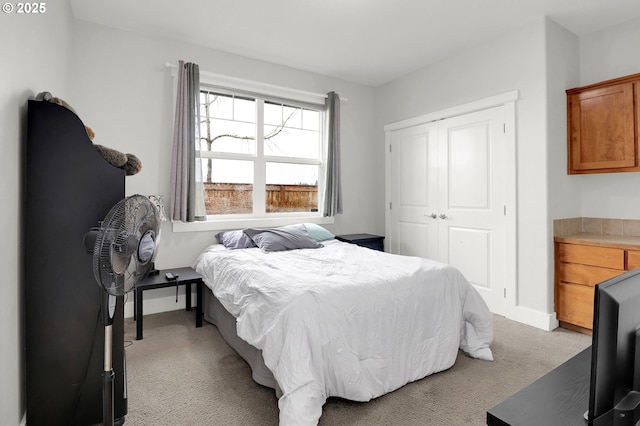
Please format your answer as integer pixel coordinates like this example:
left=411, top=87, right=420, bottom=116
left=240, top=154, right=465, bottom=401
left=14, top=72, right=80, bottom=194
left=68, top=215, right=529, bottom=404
left=203, top=289, right=283, bottom=397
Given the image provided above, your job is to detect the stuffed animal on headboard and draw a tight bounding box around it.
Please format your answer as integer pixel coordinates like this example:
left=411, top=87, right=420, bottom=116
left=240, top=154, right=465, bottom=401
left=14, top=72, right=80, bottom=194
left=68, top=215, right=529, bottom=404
left=36, top=91, right=142, bottom=176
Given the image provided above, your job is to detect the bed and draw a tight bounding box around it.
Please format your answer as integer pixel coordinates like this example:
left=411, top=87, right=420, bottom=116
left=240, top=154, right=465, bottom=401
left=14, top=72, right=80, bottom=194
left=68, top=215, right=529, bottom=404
left=193, top=224, right=493, bottom=425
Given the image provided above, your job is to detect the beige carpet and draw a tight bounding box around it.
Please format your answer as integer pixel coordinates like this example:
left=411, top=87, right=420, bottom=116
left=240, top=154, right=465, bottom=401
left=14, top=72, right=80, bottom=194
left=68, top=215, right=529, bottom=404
left=122, top=309, right=591, bottom=425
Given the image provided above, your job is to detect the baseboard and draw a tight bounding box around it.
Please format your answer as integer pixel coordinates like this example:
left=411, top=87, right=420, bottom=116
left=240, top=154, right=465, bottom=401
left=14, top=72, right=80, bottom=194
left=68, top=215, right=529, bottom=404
left=126, top=290, right=561, bottom=332
left=124, top=288, right=197, bottom=319
left=505, top=305, right=560, bottom=331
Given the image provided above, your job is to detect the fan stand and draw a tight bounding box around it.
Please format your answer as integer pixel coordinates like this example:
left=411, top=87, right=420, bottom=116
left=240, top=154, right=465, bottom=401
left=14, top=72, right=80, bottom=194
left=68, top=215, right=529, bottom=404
left=87, top=194, right=161, bottom=426
left=102, top=292, right=117, bottom=426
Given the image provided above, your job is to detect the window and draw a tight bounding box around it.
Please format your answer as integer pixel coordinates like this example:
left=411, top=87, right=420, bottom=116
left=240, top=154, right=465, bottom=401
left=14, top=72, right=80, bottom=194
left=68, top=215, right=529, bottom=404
left=199, top=89, right=324, bottom=218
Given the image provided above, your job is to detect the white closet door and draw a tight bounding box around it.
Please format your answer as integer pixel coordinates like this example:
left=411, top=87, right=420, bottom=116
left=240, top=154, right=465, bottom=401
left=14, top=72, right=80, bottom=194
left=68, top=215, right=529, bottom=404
left=388, top=123, right=438, bottom=259
left=437, top=106, right=506, bottom=315
left=387, top=106, right=507, bottom=315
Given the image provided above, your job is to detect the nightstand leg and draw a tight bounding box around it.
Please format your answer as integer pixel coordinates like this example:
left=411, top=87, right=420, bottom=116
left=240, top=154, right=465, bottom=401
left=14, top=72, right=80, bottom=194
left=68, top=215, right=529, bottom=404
left=186, top=282, right=192, bottom=311
left=136, top=288, right=143, bottom=340
left=196, top=281, right=202, bottom=328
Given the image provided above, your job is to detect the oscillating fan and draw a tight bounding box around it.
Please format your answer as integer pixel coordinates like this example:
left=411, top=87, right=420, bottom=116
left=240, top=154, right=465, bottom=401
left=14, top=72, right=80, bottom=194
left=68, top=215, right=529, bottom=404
left=85, top=194, right=160, bottom=426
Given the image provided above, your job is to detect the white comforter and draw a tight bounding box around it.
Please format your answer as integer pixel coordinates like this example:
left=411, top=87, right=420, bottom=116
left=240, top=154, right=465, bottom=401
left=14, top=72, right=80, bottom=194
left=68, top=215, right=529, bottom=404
left=194, top=239, right=493, bottom=425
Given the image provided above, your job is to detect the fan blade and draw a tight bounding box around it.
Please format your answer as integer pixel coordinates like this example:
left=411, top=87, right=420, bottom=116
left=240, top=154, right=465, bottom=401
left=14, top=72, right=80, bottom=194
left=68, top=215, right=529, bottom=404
left=110, top=241, right=133, bottom=275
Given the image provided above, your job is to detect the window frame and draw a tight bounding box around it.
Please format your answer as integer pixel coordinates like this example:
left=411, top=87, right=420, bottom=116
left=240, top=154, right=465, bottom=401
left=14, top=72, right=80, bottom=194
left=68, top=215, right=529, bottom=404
left=171, top=70, right=334, bottom=233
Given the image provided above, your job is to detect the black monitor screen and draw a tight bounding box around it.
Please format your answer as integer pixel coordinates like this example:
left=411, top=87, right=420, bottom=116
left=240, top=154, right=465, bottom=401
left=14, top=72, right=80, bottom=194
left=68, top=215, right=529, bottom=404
left=588, top=268, right=640, bottom=426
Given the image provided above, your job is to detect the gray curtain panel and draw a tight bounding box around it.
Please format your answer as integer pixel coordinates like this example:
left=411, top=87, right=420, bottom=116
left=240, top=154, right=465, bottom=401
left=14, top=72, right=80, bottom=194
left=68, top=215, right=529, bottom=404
left=170, top=60, right=207, bottom=222
left=323, top=91, right=343, bottom=216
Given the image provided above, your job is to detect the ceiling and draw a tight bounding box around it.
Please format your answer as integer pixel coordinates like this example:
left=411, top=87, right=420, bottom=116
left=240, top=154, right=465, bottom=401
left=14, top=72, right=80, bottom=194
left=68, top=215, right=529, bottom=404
left=69, top=0, right=640, bottom=87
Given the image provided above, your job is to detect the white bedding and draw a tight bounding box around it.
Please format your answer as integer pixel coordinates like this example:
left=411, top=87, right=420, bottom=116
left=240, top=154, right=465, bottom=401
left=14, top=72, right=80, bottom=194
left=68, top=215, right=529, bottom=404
left=194, top=239, right=493, bottom=425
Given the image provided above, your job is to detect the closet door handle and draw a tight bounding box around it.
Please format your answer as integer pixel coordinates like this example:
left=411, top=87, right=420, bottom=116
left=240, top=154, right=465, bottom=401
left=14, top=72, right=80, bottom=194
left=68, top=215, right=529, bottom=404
left=439, top=213, right=448, bottom=219
left=428, top=213, right=437, bottom=219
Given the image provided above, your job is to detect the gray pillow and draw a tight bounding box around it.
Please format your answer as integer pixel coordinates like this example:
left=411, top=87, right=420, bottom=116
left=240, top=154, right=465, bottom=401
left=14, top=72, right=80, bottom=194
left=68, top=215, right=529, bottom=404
left=244, top=225, right=322, bottom=252
left=215, top=230, right=257, bottom=250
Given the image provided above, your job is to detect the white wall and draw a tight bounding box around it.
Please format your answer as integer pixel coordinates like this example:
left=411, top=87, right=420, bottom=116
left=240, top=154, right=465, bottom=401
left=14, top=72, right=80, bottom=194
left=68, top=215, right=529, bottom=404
left=544, top=20, right=581, bottom=313
left=545, top=20, right=581, bottom=221
left=68, top=20, right=379, bottom=315
left=376, top=17, right=555, bottom=328
left=0, top=3, right=73, bottom=424
left=578, top=17, right=640, bottom=219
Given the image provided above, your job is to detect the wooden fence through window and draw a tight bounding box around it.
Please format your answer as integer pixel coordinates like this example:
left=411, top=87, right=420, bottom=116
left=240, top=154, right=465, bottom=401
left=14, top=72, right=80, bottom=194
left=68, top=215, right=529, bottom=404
left=204, top=183, right=318, bottom=215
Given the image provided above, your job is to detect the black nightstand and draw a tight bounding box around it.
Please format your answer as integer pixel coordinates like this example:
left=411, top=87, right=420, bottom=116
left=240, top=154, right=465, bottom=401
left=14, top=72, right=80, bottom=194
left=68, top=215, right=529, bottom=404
left=134, top=266, right=203, bottom=340
left=336, top=233, right=385, bottom=251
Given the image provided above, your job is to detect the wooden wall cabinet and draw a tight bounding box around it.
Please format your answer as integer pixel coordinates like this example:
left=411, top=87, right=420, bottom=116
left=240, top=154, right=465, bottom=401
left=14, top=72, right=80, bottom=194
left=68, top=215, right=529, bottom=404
left=555, top=241, right=640, bottom=333
left=566, top=73, right=640, bottom=174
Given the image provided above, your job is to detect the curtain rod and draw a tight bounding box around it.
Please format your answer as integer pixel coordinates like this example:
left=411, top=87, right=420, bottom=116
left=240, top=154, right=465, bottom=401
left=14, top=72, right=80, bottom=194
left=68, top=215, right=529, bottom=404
left=165, top=62, right=347, bottom=103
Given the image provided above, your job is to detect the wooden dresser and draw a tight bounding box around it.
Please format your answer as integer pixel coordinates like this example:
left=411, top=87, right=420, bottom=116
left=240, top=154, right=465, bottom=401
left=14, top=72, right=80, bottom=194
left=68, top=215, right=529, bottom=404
left=554, top=234, right=640, bottom=333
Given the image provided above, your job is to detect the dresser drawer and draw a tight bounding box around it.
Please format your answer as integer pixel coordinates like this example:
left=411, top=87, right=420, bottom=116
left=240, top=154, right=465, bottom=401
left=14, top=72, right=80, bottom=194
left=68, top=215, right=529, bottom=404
left=558, top=243, right=624, bottom=269
left=556, top=282, right=594, bottom=329
left=557, top=262, right=624, bottom=286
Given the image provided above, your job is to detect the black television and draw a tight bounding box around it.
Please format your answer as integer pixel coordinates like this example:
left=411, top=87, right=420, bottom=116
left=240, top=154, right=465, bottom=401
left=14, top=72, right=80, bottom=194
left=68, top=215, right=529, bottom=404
left=587, top=268, right=640, bottom=426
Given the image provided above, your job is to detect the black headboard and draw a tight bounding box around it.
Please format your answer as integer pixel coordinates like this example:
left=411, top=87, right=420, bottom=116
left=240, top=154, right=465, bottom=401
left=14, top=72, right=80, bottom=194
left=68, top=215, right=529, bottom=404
left=24, top=100, right=127, bottom=425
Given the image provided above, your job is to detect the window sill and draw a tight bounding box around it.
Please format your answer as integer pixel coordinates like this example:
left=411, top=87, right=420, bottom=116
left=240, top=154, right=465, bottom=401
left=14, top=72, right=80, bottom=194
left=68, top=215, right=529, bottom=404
left=172, top=215, right=334, bottom=233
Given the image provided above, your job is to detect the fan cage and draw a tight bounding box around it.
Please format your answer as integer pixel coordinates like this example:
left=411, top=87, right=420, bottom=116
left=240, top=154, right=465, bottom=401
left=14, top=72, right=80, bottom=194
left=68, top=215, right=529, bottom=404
left=93, top=195, right=160, bottom=296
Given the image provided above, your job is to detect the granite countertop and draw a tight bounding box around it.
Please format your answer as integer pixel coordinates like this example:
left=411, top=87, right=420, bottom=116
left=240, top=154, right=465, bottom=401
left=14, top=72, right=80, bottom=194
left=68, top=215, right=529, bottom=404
left=555, top=233, right=640, bottom=250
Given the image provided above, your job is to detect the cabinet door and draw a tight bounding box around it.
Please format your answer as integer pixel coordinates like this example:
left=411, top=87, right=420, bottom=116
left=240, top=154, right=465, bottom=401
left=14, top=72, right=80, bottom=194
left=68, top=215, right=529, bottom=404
left=556, top=282, right=595, bottom=329
left=627, top=250, right=640, bottom=270
left=568, top=82, right=637, bottom=173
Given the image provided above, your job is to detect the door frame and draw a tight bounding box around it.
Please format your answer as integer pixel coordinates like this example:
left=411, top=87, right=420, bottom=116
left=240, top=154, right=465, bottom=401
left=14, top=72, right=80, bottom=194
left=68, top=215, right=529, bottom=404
left=384, top=90, right=518, bottom=318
